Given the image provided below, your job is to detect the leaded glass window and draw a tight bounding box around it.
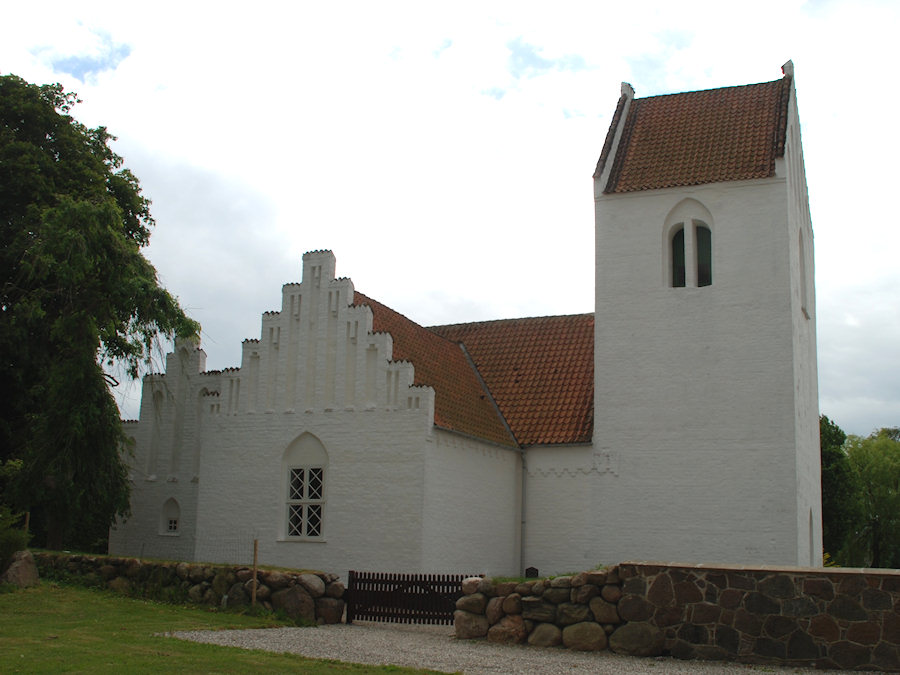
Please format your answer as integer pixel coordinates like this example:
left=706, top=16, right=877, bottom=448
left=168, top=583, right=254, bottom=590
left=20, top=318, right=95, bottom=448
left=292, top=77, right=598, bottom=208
left=287, top=466, right=324, bottom=538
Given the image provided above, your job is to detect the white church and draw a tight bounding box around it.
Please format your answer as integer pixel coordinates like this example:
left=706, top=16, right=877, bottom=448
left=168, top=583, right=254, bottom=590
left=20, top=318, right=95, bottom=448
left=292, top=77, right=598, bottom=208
left=109, top=62, right=822, bottom=576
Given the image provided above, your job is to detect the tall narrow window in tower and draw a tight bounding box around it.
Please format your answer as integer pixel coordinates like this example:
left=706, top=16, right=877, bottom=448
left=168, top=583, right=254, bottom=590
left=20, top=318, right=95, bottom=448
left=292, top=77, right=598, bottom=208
left=696, top=223, right=712, bottom=287
left=672, top=226, right=686, bottom=287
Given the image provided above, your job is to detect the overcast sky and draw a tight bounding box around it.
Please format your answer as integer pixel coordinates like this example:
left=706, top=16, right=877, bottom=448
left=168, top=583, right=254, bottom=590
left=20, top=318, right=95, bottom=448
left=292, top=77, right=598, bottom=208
left=3, top=1, right=898, bottom=437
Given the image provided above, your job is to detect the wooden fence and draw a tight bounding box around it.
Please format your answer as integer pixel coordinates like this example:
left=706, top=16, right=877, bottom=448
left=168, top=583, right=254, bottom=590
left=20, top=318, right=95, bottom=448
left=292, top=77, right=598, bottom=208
left=345, top=571, right=476, bottom=625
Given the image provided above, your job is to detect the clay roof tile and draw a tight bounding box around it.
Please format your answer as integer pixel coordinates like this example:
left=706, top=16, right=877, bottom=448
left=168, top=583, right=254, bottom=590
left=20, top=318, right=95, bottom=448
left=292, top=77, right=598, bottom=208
left=604, top=77, right=790, bottom=193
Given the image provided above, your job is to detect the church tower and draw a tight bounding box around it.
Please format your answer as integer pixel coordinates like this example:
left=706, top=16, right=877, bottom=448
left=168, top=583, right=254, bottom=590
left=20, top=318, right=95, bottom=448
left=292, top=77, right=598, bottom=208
left=591, top=62, right=821, bottom=566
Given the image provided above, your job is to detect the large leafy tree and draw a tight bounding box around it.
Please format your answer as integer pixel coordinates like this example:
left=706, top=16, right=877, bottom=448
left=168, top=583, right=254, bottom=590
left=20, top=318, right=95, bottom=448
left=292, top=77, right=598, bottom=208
left=819, top=415, right=854, bottom=559
left=0, top=74, right=199, bottom=550
left=842, top=430, right=900, bottom=568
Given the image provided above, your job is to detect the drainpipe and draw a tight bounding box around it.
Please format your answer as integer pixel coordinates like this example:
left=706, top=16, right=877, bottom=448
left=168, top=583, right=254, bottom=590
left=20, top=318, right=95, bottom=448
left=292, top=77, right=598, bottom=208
left=520, top=449, right=527, bottom=576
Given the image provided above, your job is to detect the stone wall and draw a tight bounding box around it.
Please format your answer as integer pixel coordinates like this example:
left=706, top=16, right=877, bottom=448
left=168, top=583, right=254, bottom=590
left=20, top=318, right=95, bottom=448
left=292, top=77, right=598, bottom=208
left=455, top=562, right=900, bottom=671
left=34, top=552, right=346, bottom=624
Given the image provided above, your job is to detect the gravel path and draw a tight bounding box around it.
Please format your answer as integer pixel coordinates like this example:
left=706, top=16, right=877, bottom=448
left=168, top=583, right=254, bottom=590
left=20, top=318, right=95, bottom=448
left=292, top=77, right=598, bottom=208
left=171, top=621, right=879, bottom=674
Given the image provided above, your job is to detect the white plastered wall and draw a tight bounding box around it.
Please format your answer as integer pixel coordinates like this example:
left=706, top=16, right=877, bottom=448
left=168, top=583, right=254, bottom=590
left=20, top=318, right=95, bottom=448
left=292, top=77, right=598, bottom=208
left=421, top=429, right=522, bottom=577
left=583, top=173, right=810, bottom=568
left=191, top=407, right=432, bottom=574
left=521, top=443, right=603, bottom=576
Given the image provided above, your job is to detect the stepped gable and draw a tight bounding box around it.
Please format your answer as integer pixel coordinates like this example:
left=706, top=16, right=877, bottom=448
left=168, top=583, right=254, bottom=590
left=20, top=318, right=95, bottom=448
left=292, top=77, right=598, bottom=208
left=603, top=76, right=790, bottom=193
left=352, top=292, right=517, bottom=448
left=431, top=314, right=594, bottom=446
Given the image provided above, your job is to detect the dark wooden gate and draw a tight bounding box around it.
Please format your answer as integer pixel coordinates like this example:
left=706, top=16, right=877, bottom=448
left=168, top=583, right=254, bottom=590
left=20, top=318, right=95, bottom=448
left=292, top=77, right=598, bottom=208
left=345, top=571, right=476, bottom=625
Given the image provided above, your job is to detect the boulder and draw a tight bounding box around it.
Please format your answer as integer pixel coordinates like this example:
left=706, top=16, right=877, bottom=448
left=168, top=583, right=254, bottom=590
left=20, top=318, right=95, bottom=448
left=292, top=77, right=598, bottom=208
left=225, top=581, right=249, bottom=607
left=528, top=622, right=562, bottom=647
left=461, top=576, right=482, bottom=595
left=570, top=572, right=588, bottom=587
left=601, top=584, right=622, bottom=603
left=476, top=577, right=496, bottom=596
left=562, top=622, right=608, bottom=651
left=271, top=585, right=316, bottom=622
left=298, top=573, right=325, bottom=598
left=571, top=583, right=599, bottom=605
left=585, top=570, right=608, bottom=586
left=1, top=550, right=38, bottom=588
left=211, top=571, right=233, bottom=595
left=187, top=583, right=206, bottom=603
left=609, top=622, right=664, bottom=656
left=325, top=580, right=346, bottom=598
left=502, top=593, right=522, bottom=615
left=514, top=581, right=536, bottom=596
left=487, top=615, right=526, bottom=644
left=485, top=596, right=505, bottom=625
left=557, top=602, right=592, bottom=626
left=543, top=588, right=571, bottom=604
left=589, top=597, right=620, bottom=624
left=454, top=610, right=489, bottom=639
left=496, top=581, right=518, bottom=596
left=520, top=597, right=557, bottom=622
left=263, top=570, right=291, bottom=590
left=456, top=592, right=487, bottom=614
left=175, top=562, right=191, bottom=580
left=617, top=595, right=653, bottom=621
left=315, top=597, right=345, bottom=624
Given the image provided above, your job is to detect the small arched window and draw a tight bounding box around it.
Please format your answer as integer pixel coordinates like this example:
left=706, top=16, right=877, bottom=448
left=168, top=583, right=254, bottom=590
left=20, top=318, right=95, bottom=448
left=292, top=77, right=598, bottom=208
left=161, top=497, right=180, bottom=535
left=665, top=200, right=714, bottom=289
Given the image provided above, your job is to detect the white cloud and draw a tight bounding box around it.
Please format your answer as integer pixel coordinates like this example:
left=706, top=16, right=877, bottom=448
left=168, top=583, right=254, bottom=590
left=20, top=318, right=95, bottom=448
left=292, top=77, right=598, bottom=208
left=2, top=1, right=898, bottom=434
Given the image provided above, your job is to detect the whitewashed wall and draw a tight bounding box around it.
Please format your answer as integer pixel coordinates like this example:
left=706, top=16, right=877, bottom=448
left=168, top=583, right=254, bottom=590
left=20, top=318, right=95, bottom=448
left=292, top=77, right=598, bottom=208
left=587, top=157, right=818, bottom=567
left=421, top=429, right=522, bottom=576
left=191, top=407, right=433, bottom=573
left=521, top=443, right=598, bottom=575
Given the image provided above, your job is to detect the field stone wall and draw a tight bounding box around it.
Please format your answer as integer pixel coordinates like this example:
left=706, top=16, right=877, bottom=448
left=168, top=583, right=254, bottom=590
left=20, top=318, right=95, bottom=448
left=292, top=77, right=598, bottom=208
left=455, top=562, right=900, bottom=672
left=33, top=552, right=345, bottom=624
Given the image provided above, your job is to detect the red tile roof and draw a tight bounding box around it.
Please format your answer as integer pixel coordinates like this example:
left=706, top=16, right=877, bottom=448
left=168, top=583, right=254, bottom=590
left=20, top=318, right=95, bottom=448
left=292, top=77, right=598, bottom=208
left=431, top=315, right=594, bottom=446
left=353, top=292, right=518, bottom=447
left=354, top=292, right=594, bottom=447
left=600, top=76, right=790, bottom=193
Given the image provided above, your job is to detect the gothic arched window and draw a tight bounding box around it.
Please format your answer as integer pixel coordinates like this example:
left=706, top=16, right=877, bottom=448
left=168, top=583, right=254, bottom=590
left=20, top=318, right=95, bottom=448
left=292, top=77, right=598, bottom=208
left=282, top=433, right=328, bottom=539
left=161, top=497, right=180, bottom=535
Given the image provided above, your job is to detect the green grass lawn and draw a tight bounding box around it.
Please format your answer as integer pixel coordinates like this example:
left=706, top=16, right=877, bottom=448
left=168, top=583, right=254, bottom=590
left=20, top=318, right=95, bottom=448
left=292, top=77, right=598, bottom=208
left=0, top=583, right=442, bottom=674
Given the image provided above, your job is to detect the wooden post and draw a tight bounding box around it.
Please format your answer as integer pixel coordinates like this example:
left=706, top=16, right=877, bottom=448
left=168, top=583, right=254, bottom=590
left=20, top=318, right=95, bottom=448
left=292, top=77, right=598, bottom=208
left=251, top=539, right=258, bottom=607
left=346, top=570, right=356, bottom=624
